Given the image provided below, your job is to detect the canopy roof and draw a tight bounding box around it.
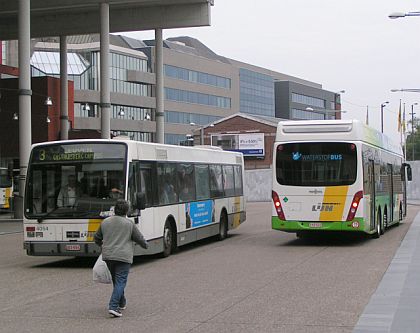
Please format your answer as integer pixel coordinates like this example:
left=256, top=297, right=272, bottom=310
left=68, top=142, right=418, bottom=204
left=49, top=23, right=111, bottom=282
left=0, top=0, right=213, bottom=40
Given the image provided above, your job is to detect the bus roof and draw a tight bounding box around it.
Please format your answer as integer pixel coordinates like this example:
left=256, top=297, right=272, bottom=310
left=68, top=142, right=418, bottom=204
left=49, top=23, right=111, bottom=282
left=30, top=139, right=244, bottom=165
left=276, top=119, right=403, bottom=156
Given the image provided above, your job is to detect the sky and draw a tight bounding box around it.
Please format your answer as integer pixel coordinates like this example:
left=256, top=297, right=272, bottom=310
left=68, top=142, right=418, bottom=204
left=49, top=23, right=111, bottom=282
left=121, top=0, right=420, bottom=142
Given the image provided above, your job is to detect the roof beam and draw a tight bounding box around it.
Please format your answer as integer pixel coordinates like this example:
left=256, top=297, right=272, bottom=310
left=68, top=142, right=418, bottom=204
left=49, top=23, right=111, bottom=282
left=0, top=1, right=212, bottom=40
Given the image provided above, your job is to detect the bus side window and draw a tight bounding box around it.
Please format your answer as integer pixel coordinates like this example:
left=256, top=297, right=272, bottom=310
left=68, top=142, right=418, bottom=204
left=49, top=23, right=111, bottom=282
left=209, top=164, right=223, bottom=198
left=234, top=165, right=243, bottom=196
left=157, top=163, right=178, bottom=205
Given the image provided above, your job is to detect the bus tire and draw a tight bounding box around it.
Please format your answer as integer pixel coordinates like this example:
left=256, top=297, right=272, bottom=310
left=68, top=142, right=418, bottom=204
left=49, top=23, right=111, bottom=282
left=372, top=210, right=381, bottom=239
left=162, top=220, right=175, bottom=257
left=217, top=211, right=228, bottom=241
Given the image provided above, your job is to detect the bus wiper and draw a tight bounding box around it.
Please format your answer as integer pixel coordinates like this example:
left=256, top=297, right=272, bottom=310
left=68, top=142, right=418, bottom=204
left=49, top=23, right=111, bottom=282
left=37, top=207, right=62, bottom=223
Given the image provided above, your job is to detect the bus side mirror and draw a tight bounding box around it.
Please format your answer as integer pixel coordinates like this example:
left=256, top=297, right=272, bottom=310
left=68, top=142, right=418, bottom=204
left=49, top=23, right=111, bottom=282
left=402, top=163, right=412, bottom=181
left=134, top=192, right=146, bottom=211
left=407, top=165, right=412, bottom=181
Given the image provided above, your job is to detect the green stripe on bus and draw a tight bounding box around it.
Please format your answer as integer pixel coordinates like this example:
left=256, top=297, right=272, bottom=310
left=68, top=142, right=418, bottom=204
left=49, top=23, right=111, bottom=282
left=272, top=216, right=365, bottom=232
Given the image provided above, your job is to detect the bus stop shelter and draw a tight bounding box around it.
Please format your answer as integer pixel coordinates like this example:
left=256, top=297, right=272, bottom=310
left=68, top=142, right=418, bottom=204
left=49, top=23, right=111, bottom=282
left=0, top=0, right=213, bottom=216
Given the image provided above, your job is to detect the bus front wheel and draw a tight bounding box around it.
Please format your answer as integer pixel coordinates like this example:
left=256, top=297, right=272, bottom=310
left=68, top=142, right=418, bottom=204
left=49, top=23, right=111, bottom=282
left=162, top=221, right=175, bottom=257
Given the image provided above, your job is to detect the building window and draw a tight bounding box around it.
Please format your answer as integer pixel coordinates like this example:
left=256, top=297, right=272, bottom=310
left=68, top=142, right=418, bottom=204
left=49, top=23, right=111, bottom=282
left=291, top=93, right=325, bottom=109
left=239, top=68, right=274, bottom=117
left=291, top=108, right=325, bottom=120
left=164, top=65, right=231, bottom=89
left=165, top=110, right=221, bottom=125
left=113, top=130, right=152, bottom=142
left=165, top=88, right=231, bottom=109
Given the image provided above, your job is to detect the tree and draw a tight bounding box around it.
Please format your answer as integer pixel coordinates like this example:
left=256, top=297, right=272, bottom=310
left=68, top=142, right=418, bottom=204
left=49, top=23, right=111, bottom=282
left=405, top=120, right=420, bottom=160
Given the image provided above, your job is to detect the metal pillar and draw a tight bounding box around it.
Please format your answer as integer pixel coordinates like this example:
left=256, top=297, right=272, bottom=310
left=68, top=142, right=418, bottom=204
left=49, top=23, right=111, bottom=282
left=60, top=36, right=69, bottom=140
left=17, top=0, right=31, bottom=217
left=380, top=104, right=384, bottom=133
left=155, top=28, right=164, bottom=143
left=411, top=106, right=416, bottom=160
left=100, top=3, right=111, bottom=139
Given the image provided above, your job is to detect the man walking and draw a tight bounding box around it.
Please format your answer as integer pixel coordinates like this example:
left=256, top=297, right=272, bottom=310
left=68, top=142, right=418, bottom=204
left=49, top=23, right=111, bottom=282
left=94, top=199, right=148, bottom=318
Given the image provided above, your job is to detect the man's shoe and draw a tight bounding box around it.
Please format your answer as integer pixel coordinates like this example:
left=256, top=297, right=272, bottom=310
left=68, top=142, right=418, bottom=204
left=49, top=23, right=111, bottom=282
left=109, top=309, right=122, bottom=317
left=118, top=305, right=127, bottom=310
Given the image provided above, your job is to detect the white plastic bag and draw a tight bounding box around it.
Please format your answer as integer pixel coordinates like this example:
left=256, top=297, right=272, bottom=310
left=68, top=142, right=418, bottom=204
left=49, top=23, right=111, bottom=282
left=92, top=254, right=112, bottom=284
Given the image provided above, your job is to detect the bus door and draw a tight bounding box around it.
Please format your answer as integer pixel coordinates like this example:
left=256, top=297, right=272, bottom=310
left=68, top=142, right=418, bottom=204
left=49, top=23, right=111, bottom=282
left=367, top=160, right=376, bottom=231
left=387, top=163, right=394, bottom=223
left=128, top=161, right=155, bottom=239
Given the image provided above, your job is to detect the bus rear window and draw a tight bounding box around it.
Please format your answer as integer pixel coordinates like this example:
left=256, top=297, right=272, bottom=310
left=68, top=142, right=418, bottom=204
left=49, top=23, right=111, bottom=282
left=276, top=142, right=357, bottom=186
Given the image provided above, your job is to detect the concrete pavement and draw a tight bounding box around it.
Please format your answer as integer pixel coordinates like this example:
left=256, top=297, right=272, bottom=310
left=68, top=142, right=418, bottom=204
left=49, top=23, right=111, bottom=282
left=354, top=201, right=420, bottom=332
left=3, top=201, right=420, bottom=332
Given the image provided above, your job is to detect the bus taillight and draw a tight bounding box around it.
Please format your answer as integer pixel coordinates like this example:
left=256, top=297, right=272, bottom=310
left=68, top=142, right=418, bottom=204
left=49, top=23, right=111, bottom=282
left=272, top=190, right=286, bottom=220
left=346, top=191, right=363, bottom=221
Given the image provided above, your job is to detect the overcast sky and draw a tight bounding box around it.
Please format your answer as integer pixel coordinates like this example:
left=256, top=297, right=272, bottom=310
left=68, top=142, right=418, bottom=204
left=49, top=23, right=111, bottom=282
left=122, top=0, right=420, bottom=141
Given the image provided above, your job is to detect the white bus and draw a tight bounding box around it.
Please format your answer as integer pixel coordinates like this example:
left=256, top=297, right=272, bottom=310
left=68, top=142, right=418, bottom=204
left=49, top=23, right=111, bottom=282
left=23, top=139, right=246, bottom=256
left=272, top=120, right=412, bottom=238
left=0, top=166, right=13, bottom=211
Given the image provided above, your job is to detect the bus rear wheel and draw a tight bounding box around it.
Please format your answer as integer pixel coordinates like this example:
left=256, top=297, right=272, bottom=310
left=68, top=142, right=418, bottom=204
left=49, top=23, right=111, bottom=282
left=217, top=212, right=228, bottom=241
left=381, top=210, right=387, bottom=235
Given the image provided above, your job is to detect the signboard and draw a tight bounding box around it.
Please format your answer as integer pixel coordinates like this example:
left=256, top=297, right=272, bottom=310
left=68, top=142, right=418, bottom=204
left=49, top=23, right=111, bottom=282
left=211, top=133, right=265, bottom=157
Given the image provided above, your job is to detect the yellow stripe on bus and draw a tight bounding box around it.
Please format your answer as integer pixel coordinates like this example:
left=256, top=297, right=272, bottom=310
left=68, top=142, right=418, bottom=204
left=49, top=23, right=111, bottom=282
left=87, top=219, right=102, bottom=242
left=319, top=186, right=349, bottom=221
left=5, top=188, right=11, bottom=209
left=233, top=197, right=241, bottom=228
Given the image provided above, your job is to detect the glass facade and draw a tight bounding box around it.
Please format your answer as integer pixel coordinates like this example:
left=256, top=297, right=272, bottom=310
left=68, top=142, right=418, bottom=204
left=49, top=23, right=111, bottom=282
left=31, top=50, right=148, bottom=96
left=165, top=110, right=220, bottom=126
left=165, top=88, right=231, bottom=109
left=291, top=93, right=325, bottom=109
left=112, top=105, right=151, bottom=121
left=31, top=51, right=88, bottom=75
left=164, top=64, right=231, bottom=89
left=239, top=68, right=275, bottom=117
left=165, top=133, right=189, bottom=145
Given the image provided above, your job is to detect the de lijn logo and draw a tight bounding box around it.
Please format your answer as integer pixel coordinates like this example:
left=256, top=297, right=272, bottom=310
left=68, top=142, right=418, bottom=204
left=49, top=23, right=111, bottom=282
left=312, top=203, right=339, bottom=212
left=292, top=152, right=302, bottom=161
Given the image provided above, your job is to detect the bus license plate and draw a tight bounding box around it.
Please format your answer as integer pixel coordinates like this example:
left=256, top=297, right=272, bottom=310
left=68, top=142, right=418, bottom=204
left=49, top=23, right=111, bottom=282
left=309, top=223, right=322, bottom=228
left=65, top=244, right=81, bottom=251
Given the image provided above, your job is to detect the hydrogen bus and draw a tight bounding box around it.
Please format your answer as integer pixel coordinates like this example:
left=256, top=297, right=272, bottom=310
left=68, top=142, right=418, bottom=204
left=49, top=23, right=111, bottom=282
left=0, top=167, right=13, bottom=211
left=271, top=119, right=412, bottom=238
left=23, top=139, right=246, bottom=256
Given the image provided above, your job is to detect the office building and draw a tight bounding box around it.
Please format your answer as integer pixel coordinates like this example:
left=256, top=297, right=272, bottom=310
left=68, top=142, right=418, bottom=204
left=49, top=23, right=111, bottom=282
left=0, top=34, right=341, bottom=166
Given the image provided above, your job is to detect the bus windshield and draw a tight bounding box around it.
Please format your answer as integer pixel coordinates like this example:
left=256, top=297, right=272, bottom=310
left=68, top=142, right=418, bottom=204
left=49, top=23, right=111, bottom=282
left=25, top=142, right=127, bottom=219
left=276, top=142, right=357, bottom=186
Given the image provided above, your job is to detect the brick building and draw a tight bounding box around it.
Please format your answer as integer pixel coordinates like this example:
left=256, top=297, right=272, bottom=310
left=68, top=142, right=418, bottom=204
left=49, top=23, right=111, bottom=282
left=195, top=113, right=281, bottom=170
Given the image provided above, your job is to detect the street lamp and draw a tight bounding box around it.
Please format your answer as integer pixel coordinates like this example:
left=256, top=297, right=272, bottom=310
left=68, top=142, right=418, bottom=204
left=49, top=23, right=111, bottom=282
left=391, top=88, right=420, bottom=93
left=389, top=11, right=420, bottom=19
left=380, top=101, right=389, bottom=133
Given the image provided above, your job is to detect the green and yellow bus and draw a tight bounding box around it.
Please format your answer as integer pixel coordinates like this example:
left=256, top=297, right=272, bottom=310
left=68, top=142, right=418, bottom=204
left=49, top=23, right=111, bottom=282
left=272, top=119, right=412, bottom=238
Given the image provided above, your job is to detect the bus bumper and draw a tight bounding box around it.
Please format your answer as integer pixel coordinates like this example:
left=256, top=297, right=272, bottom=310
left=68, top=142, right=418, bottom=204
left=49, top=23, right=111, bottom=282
left=271, top=217, right=365, bottom=233
left=23, top=241, right=101, bottom=257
